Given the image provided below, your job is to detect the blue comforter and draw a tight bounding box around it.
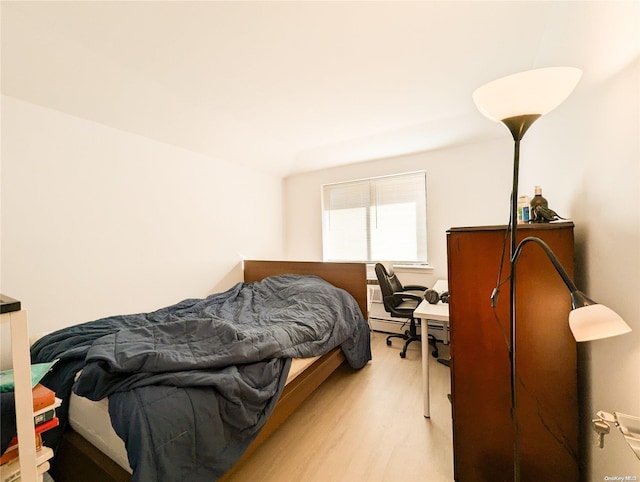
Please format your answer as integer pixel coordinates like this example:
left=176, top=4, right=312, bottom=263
left=31, top=274, right=371, bottom=481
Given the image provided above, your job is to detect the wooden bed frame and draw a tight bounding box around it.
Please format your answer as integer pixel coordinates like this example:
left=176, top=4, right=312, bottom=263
left=50, top=260, right=367, bottom=482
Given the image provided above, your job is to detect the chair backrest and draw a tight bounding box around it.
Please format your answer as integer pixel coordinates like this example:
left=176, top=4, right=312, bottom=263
left=375, top=263, right=403, bottom=311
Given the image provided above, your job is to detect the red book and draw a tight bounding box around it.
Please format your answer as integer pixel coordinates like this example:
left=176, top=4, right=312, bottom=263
left=0, top=434, right=42, bottom=465
left=5, top=417, right=59, bottom=450
left=33, top=417, right=58, bottom=435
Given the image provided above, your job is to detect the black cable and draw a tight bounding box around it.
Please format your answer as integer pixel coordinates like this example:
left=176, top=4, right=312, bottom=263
left=491, top=206, right=512, bottom=308
left=489, top=197, right=515, bottom=352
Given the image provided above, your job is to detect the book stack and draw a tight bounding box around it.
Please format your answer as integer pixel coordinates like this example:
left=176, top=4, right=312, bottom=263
left=0, top=384, right=60, bottom=482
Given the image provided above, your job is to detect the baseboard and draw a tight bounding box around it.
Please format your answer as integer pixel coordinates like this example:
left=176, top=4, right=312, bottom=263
left=369, top=317, right=448, bottom=344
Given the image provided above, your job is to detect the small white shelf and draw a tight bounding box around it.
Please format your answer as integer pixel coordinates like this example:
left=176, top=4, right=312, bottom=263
left=1, top=297, right=38, bottom=482
left=615, top=412, right=640, bottom=460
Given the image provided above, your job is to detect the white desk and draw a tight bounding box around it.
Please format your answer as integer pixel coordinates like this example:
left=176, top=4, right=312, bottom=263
left=414, top=283, right=449, bottom=418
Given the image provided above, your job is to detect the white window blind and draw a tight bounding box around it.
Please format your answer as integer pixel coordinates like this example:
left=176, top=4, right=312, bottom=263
left=322, top=171, right=427, bottom=264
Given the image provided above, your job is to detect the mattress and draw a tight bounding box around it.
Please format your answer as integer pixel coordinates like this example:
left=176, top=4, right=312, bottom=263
left=68, top=356, right=320, bottom=472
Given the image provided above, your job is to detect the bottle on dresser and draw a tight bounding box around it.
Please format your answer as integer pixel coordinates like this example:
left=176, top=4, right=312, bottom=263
left=529, top=186, right=548, bottom=222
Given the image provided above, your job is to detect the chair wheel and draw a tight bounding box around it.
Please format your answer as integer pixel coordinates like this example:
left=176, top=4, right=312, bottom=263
left=399, top=351, right=406, bottom=358
left=432, top=349, right=439, bottom=358
left=386, top=339, right=392, bottom=346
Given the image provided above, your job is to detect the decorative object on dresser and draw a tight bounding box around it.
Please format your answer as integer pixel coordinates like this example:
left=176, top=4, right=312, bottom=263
left=468, top=66, right=632, bottom=482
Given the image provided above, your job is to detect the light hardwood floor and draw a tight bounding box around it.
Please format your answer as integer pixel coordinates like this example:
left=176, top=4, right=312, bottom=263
left=228, top=331, right=454, bottom=482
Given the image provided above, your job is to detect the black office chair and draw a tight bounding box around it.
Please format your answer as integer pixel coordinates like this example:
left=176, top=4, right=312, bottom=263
left=374, top=263, right=439, bottom=359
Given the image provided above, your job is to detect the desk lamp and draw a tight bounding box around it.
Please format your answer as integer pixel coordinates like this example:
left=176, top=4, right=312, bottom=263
left=472, top=66, right=632, bottom=480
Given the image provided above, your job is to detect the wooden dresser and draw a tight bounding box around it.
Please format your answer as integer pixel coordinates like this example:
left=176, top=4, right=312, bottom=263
left=446, top=223, right=579, bottom=481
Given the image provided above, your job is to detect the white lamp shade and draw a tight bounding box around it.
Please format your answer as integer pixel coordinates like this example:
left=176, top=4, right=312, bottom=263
left=472, top=67, right=582, bottom=122
left=569, top=304, right=632, bottom=342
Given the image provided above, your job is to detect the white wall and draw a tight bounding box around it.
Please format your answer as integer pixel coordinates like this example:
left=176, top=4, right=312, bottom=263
left=520, top=58, right=640, bottom=480
left=283, top=59, right=640, bottom=479
left=284, top=138, right=512, bottom=286
left=0, top=96, right=284, bottom=367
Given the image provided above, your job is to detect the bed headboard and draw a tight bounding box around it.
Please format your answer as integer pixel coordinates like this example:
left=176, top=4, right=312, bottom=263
left=243, top=260, right=368, bottom=319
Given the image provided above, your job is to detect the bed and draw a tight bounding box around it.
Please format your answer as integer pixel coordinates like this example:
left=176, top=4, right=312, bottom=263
left=31, top=260, right=369, bottom=482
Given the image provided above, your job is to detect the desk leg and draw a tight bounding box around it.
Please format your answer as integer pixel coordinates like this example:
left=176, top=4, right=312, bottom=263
left=421, top=317, right=430, bottom=418
left=445, top=318, right=450, bottom=345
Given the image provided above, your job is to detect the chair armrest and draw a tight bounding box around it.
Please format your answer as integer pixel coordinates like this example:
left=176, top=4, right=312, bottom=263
left=403, top=284, right=428, bottom=291
left=391, top=292, right=423, bottom=303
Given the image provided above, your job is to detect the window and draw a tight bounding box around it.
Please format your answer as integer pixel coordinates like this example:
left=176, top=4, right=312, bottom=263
left=321, top=171, right=427, bottom=265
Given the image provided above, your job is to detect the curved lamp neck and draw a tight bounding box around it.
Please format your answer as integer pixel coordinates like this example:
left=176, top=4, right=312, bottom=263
left=501, top=114, right=541, bottom=142
left=512, top=236, right=578, bottom=293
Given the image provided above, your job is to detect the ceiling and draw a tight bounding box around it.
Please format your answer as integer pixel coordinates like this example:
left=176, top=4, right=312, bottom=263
left=2, top=1, right=638, bottom=177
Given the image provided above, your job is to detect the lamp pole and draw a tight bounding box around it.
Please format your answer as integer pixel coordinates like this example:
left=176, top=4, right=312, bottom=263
left=473, top=66, right=629, bottom=480
left=502, top=113, right=541, bottom=482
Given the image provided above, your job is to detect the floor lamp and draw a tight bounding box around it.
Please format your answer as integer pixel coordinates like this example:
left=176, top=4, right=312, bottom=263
left=472, top=67, right=632, bottom=480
